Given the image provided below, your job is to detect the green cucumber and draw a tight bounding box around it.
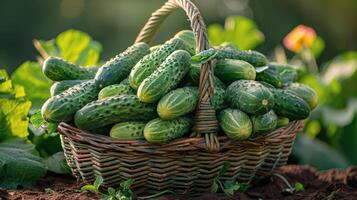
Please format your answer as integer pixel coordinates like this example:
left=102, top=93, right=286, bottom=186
left=50, top=80, right=87, bottom=96
left=271, top=88, right=311, bottom=120
left=95, top=42, right=150, bottom=88
left=110, top=121, right=146, bottom=140
left=286, top=83, right=318, bottom=110
left=215, top=59, right=256, bottom=84
left=157, top=87, right=199, bottom=120
left=98, top=84, right=135, bottom=100
left=188, top=63, right=227, bottom=110
left=251, top=110, right=278, bottom=134
left=137, top=50, right=191, bottom=103
left=277, top=117, right=290, bottom=128
left=256, top=63, right=297, bottom=88
left=41, top=80, right=99, bottom=123
left=144, top=117, right=192, bottom=144
left=215, top=47, right=268, bottom=67
left=74, top=94, right=156, bottom=130
left=129, top=38, right=187, bottom=90
left=226, top=80, right=274, bottom=114
left=174, top=30, right=196, bottom=55
left=218, top=108, right=252, bottom=141
left=43, top=57, right=98, bottom=81
left=150, top=45, right=161, bottom=52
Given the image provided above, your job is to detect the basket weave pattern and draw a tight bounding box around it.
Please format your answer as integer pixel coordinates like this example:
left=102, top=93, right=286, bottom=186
left=58, top=0, right=304, bottom=194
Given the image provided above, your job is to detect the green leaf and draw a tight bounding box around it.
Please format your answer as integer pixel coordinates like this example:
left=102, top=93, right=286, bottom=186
left=107, top=187, right=116, bottom=196
left=33, top=39, right=59, bottom=58
left=0, top=97, right=31, bottom=140
left=340, top=114, right=357, bottom=164
left=45, top=151, right=70, bottom=174
left=294, top=182, right=305, bottom=192
left=0, top=138, right=46, bottom=189
left=81, top=184, right=97, bottom=192
left=120, top=179, right=133, bottom=190
left=223, top=181, right=241, bottom=196
left=94, top=175, right=104, bottom=190
left=56, top=29, right=102, bottom=66
left=208, top=16, right=265, bottom=50
left=191, top=48, right=217, bottom=64
left=292, top=133, right=349, bottom=170
left=310, top=36, right=325, bottom=58
left=211, top=180, right=219, bottom=193
left=218, top=162, right=230, bottom=177
left=11, top=61, right=52, bottom=109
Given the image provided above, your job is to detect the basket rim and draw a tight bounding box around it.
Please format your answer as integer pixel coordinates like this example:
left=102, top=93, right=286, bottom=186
left=58, top=120, right=303, bottom=154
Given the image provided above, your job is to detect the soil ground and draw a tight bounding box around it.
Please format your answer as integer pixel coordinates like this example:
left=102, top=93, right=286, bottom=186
left=1, top=165, right=356, bottom=200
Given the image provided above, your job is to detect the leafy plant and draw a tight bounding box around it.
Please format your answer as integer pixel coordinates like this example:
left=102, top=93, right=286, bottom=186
left=208, top=16, right=265, bottom=50
left=272, top=173, right=305, bottom=194
left=81, top=175, right=134, bottom=200
left=0, top=138, right=46, bottom=189
left=211, top=163, right=249, bottom=196
left=0, top=70, right=31, bottom=140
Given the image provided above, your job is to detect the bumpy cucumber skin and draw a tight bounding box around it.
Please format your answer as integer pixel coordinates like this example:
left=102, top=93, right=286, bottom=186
left=50, top=80, right=87, bottom=96
left=216, top=47, right=268, bottom=67
left=43, top=57, right=98, bottom=81
left=110, top=121, right=146, bottom=140
left=137, top=50, right=191, bottom=103
left=144, top=117, right=192, bottom=144
left=188, top=64, right=227, bottom=110
left=74, top=94, right=157, bottom=130
left=286, top=83, right=318, bottom=110
left=226, top=80, right=274, bottom=115
left=271, top=88, right=311, bottom=120
left=251, top=110, right=278, bottom=134
left=174, top=30, right=196, bottom=55
left=218, top=108, right=252, bottom=141
left=41, top=80, right=99, bottom=123
left=98, top=84, right=135, bottom=100
left=157, top=87, right=199, bottom=120
left=256, top=63, right=297, bottom=88
left=129, top=38, right=187, bottom=90
left=215, top=59, right=256, bottom=84
left=277, top=117, right=290, bottom=128
left=95, top=42, right=150, bottom=88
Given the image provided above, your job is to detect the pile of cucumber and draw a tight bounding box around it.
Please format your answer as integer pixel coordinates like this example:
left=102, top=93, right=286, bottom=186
left=41, top=30, right=318, bottom=144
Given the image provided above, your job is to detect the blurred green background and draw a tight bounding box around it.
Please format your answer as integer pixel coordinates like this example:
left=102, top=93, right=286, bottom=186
left=1, top=0, right=356, bottom=72
left=0, top=0, right=357, bottom=182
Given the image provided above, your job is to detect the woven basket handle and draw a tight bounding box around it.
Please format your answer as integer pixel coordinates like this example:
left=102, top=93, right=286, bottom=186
left=135, top=0, right=220, bottom=152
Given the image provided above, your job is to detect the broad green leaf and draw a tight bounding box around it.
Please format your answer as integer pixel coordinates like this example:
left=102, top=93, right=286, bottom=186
left=11, top=61, right=52, bottom=109
left=33, top=39, right=59, bottom=58
left=45, top=151, right=70, bottom=174
left=56, top=29, right=102, bottom=66
left=0, top=98, right=31, bottom=140
left=208, top=24, right=225, bottom=47
left=292, top=134, right=349, bottom=170
left=94, top=175, right=104, bottom=190
left=208, top=16, right=264, bottom=50
left=0, top=138, right=46, bottom=189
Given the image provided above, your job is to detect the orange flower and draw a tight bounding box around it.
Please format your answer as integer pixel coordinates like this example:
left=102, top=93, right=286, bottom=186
left=283, top=25, right=317, bottom=53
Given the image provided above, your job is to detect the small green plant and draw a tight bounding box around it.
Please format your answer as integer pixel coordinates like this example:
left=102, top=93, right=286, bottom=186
left=272, top=173, right=305, bottom=194
left=211, top=163, right=249, bottom=196
left=81, top=175, right=134, bottom=200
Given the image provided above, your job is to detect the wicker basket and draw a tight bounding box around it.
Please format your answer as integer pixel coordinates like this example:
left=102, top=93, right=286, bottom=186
left=58, top=0, right=304, bottom=195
